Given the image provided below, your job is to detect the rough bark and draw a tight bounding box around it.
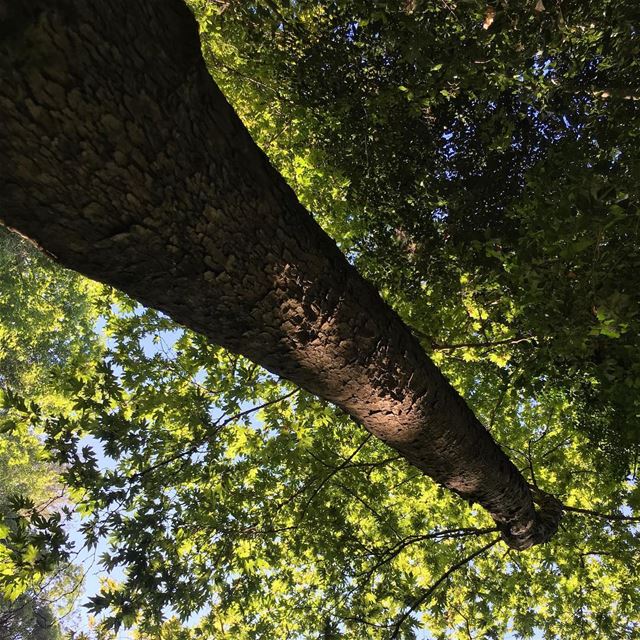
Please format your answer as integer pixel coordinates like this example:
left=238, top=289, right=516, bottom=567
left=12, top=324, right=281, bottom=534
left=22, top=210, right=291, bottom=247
left=0, top=0, right=561, bottom=549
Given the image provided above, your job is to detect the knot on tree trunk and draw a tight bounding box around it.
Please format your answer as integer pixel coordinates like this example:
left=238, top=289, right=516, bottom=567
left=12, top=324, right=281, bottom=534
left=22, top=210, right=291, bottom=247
left=500, top=487, right=564, bottom=551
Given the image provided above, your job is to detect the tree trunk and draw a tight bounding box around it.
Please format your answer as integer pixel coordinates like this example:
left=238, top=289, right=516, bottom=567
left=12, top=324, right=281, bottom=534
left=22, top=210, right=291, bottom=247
left=0, top=0, right=561, bottom=549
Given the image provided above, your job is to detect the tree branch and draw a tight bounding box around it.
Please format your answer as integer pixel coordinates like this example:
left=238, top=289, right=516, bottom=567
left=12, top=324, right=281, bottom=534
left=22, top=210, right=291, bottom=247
left=432, top=336, right=536, bottom=351
left=130, top=389, right=299, bottom=480
left=409, top=325, right=537, bottom=352
left=297, top=434, right=372, bottom=522
left=389, top=537, right=500, bottom=639
left=562, top=505, right=640, bottom=523
left=357, top=527, right=499, bottom=581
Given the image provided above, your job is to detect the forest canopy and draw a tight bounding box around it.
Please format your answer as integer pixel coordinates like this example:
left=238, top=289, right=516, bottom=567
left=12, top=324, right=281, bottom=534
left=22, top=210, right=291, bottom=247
left=1, top=1, right=639, bottom=638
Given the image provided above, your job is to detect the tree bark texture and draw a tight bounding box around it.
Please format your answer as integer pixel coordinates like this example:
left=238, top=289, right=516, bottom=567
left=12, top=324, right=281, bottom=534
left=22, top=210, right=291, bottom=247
left=0, top=0, right=561, bottom=549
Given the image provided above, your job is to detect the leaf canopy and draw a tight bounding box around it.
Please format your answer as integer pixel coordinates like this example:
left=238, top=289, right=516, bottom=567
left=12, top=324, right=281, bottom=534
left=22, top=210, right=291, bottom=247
left=1, top=1, right=640, bottom=638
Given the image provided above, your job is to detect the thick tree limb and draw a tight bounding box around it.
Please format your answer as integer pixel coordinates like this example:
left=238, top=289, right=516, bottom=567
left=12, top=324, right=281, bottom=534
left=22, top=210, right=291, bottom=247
left=0, top=0, right=561, bottom=548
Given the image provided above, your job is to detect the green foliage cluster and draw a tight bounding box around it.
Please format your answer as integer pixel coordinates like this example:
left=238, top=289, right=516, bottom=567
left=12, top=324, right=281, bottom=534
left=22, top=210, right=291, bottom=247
left=0, top=229, right=102, bottom=395
left=0, top=232, right=101, bottom=639
left=1, top=1, right=640, bottom=638
left=8, top=290, right=635, bottom=639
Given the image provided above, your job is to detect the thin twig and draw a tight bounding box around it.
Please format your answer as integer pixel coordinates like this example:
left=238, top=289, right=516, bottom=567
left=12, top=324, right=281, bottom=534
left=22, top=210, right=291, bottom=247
left=297, top=434, right=372, bottom=522
left=432, top=336, right=536, bottom=351
left=389, top=537, right=500, bottom=639
left=357, top=527, right=498, bottom=581
left=527, top=439, right=539, bottom=489
left=409, top=325, right=536, bottom=352
left=562, top=505, right=640, bottom=523
left=130, top=389, right=299, bottom=480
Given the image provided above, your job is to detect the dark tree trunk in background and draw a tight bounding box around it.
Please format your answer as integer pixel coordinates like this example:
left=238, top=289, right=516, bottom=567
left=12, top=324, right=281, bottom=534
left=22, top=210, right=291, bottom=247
left=0, top=0, right=561, bottom=549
